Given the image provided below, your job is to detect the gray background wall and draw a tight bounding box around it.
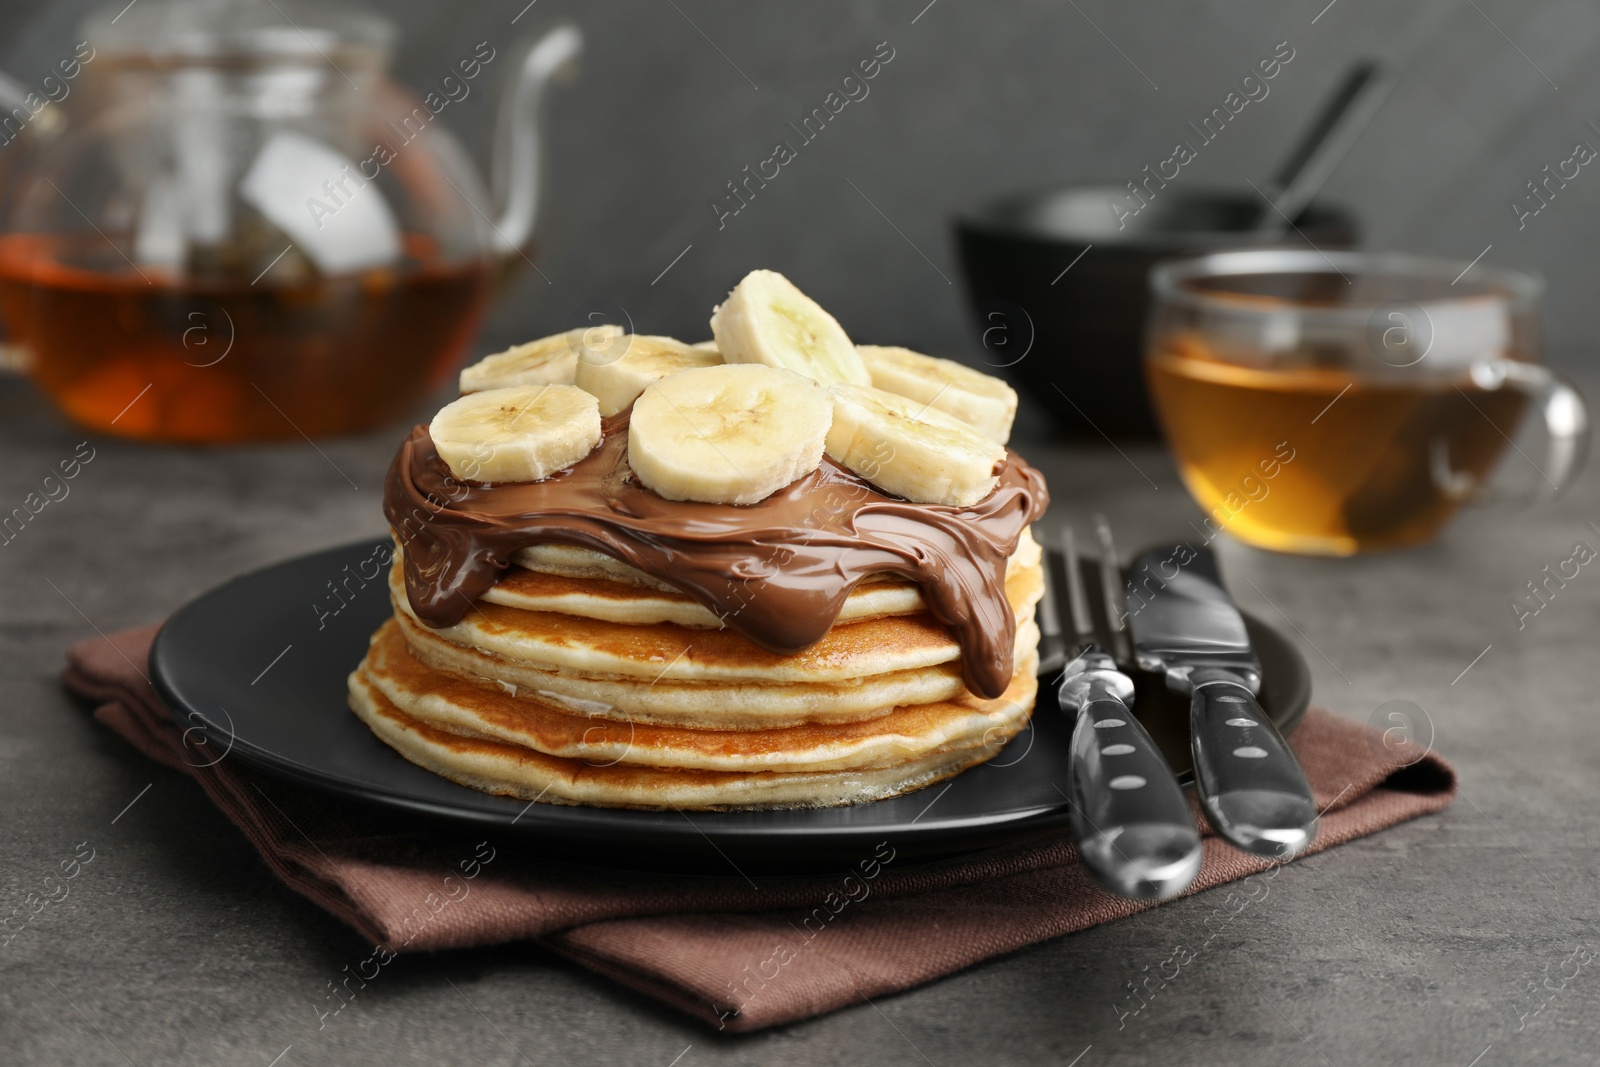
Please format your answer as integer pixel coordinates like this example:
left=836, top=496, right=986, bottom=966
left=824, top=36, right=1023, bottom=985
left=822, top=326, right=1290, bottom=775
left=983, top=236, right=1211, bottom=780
left=3, top=0, right=1597, bottom=380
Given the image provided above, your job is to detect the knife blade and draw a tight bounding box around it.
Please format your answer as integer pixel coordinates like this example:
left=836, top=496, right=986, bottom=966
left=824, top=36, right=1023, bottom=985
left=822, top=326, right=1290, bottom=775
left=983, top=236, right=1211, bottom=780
left=1122, top=543, right=1317, bottom=859
left=1057, top=525, right=1201, bottom=900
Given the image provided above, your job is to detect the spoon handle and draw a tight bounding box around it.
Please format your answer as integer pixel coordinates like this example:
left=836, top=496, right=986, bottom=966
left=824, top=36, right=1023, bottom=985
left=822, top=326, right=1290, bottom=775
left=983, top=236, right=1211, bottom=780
left=1256, top=60, right=1394, bottom=231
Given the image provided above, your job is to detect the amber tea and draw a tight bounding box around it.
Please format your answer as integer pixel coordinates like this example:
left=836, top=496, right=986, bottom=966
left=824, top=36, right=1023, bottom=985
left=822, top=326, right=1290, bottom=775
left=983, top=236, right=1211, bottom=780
left=0, top=233, right=490, bottom=443
left=1147, top=341, right=1527, bottom=554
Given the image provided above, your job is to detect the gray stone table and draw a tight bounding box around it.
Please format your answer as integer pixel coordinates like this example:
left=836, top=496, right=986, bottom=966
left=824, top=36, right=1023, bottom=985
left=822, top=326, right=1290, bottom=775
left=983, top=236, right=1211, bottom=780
left=2, top=368, right=1596, bottom=1067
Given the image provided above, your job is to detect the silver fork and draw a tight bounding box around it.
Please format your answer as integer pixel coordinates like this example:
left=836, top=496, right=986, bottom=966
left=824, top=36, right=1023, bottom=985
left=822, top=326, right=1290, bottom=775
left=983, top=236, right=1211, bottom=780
left=1044, top=517, right=1202, bottom=900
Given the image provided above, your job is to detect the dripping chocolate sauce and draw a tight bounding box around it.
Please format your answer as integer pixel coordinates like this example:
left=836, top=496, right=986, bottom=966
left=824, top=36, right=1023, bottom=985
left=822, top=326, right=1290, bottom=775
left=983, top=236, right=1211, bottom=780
left=384, top=414, right=1049, bottom=699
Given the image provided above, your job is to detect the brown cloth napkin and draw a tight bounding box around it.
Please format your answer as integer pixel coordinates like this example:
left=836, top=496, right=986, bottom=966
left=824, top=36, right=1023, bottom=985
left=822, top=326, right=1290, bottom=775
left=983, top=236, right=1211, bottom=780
left=64, top=624, right=1456, bottom=1033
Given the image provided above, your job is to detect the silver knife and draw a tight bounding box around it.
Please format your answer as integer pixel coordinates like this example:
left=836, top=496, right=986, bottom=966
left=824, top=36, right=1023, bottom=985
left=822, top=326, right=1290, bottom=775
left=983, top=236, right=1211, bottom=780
left=1056, top=524, right=1201, bottom=900
left=1122, top=543, right=1317, bottom=858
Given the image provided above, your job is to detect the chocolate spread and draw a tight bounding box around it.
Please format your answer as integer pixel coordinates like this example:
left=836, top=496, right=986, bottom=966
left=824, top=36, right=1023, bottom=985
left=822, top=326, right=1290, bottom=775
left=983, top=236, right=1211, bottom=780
left=384, top=415, right=1049, bottom=699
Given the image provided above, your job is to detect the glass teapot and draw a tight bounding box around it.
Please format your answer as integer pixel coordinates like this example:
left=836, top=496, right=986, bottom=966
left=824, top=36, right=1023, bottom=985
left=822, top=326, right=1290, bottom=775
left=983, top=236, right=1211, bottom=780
left=0, top=0, right=581, bottom=442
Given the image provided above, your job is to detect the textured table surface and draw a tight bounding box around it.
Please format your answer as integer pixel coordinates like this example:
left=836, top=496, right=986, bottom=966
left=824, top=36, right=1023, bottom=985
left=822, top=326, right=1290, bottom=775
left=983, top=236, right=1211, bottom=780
left=2, top=369, right=1596, bottom=1067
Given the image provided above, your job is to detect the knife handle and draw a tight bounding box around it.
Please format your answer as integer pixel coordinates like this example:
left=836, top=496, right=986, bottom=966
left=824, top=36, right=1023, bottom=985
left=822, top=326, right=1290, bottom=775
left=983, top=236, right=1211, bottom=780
left=1189, top=674, right=1317, bottom=859
left=1068, top=690, right=1202, bottom=900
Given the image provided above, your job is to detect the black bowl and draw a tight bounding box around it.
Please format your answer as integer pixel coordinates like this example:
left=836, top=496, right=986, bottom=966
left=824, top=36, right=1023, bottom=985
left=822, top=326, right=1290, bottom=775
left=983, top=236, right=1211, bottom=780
left=955, top=185, right=1358, bottom=438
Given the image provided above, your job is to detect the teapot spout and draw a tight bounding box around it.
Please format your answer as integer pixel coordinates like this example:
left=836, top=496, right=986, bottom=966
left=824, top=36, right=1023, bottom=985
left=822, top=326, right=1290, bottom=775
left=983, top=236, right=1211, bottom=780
left=490, top=23, right=582, bottom=257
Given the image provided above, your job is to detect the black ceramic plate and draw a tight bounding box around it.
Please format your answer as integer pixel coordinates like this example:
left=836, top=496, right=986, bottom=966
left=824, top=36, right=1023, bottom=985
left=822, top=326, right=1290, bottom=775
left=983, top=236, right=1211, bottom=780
left=150, top=540, right=1310, bottom=871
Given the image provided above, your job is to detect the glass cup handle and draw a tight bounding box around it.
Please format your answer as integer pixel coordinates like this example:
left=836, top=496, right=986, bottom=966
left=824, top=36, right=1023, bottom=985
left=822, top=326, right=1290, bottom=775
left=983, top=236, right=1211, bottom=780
left=1445, top=359, right=1591, bottom=504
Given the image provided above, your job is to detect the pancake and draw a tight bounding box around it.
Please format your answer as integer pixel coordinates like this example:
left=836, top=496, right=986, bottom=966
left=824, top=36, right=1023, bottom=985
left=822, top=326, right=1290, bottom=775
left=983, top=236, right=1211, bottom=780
left=394, top=607, right=975, bottom=728
left=512, top=528, right=1040, bottom=589
left=512, top=542, right=684, bottom=591
left=346, top=650, right=1039, bottom=810
left=388, top=557, right=1045, bottom=686
left=362, top=617, right=1036, bottom=772
left=484, top=529, right=1043, bottom=629
left=484, top=562, right=932, bottom=630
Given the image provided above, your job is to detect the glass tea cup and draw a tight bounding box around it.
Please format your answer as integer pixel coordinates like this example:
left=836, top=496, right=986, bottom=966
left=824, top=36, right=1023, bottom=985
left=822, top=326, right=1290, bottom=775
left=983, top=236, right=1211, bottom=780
left=1143, top=249, right=1589, bottom=555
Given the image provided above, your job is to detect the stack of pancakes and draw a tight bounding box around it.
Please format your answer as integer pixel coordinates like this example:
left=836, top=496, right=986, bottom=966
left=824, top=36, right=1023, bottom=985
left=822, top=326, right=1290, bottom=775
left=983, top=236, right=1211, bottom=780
left=347, top=531, right=1044, bottom=810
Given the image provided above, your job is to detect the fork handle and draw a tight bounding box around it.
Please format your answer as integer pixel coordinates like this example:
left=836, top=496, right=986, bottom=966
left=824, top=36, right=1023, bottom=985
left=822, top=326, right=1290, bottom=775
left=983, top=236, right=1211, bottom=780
left=1190, top=671, right=1317, bottom=859
left=1067, top=686, right=1201, bottom=901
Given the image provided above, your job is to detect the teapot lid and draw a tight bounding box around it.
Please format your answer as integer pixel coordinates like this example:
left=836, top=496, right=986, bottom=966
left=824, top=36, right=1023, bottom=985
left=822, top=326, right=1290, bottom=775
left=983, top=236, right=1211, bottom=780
left=82, top=0, right=394, bottom=63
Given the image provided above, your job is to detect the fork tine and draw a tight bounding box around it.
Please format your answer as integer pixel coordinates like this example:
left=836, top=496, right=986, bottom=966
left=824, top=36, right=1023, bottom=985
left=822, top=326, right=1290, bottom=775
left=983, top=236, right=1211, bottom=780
left=1035, top=532, right=1066, bottom=674
left=1060, top=524, right=1093, bottom=646
left=1092, top=514, right=1131, bottom=664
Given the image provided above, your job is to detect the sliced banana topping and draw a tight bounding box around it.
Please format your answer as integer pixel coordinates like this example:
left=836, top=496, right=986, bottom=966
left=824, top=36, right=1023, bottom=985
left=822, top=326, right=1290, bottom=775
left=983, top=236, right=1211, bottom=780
left=429, top=384, right=602, bottom=483
left=827, top=384, right=1006, bottom=508
left=710, top=269, right=870, bottom=386
left=628, top=364, right=833, bottom=505
left=858, top=345, right=1019, bottom=444
left=459, top=325, right=624, bottom=393
left=444, top=273, right=1026, bottom=506
left=574, top=334, right=723, bottom=416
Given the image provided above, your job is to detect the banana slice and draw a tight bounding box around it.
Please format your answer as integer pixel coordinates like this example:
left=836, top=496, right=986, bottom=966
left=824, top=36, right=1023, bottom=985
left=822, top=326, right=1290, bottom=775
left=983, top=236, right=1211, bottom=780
left=858, top=345, right=1019, bottom=444
left=827, top=384, right=1006, bottom=508
left=459, top=325, right=624, bottom=393
left=629, top=364, right=833, bottom=505
left=710, top=269, right=870, bottom=386
left=429, top=384, right=602, bottom=483
left=692, top=340, right=720, bottom=353
left=574, top=334, right=722, bottom=416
